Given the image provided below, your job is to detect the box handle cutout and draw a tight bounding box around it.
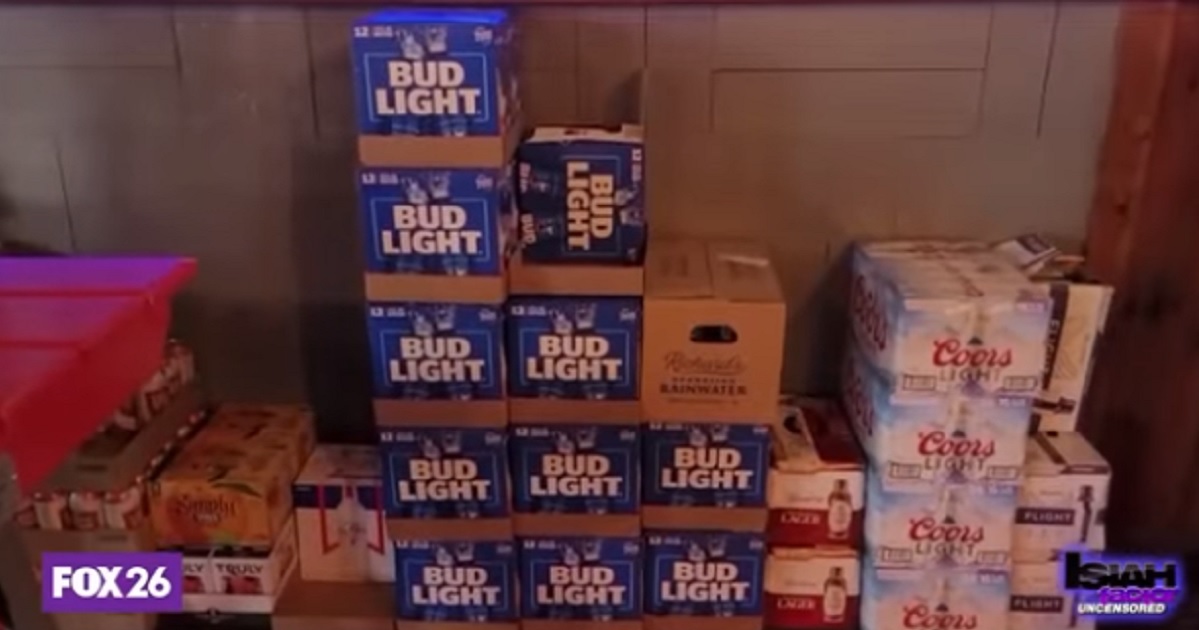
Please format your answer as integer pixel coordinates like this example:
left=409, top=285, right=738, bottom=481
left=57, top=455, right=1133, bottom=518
left=689, top=324, right=738, bottom=344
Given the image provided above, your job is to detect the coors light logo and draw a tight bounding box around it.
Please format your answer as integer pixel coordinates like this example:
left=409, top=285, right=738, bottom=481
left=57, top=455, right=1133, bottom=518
left=915, top=430, right=996, bottom=476
left=929, top=338, right=1014, bottom=384
left=902, top=603, right=978, bottom=629
left=850, top=274, right=888, bottom=353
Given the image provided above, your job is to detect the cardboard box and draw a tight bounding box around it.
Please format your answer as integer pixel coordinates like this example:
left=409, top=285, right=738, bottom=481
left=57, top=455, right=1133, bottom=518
left=642, top=423, right=770, bottom=532
left=394, top=539, right=519, bottom=626
left=518, top=536, right=642, bottom=628
left=178, top=517, right=298, bottom=614
left=642, top=239, right=785, bottom=423
left=768, top=399, right=865, bottom=549
left=1013, top=432, right=1109, bottom=563
left=1009, top=561, right=1095, bottom=630
left=764, top=547, right=859, bottom=630
left=860, top=563, right=1010, bottom=630
left=508, top=251, right=644, bottom=298
left=350, top=9, right=520, bottom=167
left=510, top=424, right=640, bottom=537
left=196, top=404, right=317, bottom=481
left=643, top=531, right=765, bottom=630
left=293, top=445, right=393, bottom=583
left=1030, top=279, right=1113, bottom=433
left=273, top=578, right=394, bottom=630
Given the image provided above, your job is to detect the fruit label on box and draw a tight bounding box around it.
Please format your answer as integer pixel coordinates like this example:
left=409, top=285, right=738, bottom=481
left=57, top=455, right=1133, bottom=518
left=510, top=424, right=639, bottom=515
left=366, top=302, right=503, bottom=400
left=644, top=531, right=765, bottom=617
left=379, top=427, right=509, bottom=518
left=358, top=167, right=514, bottom=276
left=861, top=565, right=1010, bottom=630
left=506, top=297, right=641, bottom=400
left=642, top=423, right=769, bottom=508
left=351, top=10, right=516, bottom=137
left=516, top=126, right=646, bottom=264
left=395, top=539, right=518, bottom=622
left=519, top=537, right=642, bottom=620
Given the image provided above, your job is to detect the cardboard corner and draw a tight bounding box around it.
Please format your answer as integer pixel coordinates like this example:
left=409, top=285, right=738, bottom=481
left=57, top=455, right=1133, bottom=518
left=374, top=399, right=508, bottom=428
left=357, top=122, right=518, bottom=168
left=509, top=252, right=644, bottom=297
left=365, top=273, right=506, bottom=304
left=387, top=517, right=513, bottom=541
left=513, top=513, right=641, bottom=538
left=509, top=399, right=641, bottom=425
left=641, top=506, right=768, bottom=533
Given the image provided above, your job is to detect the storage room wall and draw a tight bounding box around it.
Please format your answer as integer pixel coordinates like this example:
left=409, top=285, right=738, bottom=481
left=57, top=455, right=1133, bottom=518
left=0, top=4, right=1119, bottom=440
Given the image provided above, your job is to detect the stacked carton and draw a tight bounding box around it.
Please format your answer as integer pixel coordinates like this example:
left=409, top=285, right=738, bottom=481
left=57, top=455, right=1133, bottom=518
left=842, top=241, right=1053, bottom=630
left=640, top=239, right=785, bottom=630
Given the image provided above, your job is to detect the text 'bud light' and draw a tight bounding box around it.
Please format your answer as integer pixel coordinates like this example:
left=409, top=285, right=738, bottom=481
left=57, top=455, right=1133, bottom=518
left=520, top=537, right=642, bottom=620
left=395, top=539, right=518, bottom=622
left=379, top=427, right=509, bottom=519
left=510, top=424, right=640, bottom=515
left=645, top=532, right=765, bottom=617
left=506, top=297, right=641, bottom=400
left=642, top=424, right=770, bottom=508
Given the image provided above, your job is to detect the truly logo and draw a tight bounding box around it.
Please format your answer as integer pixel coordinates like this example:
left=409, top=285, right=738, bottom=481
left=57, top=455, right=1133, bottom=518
left=395, top=540, right=517, bottom=622
left=367, top=302, right=503, bottom=400
left=643, top=423, right=769, bottom=508
left=42, top=552, right=183, bottom=614
left=519, top=537, right=642, bottom=620
left=510, top=425, right=639, bottom=515
left=645, top=532, right=765, bottom=617
left=506, top=297, right=641, bottom=400
left=379, top=428, right=508, bottom=519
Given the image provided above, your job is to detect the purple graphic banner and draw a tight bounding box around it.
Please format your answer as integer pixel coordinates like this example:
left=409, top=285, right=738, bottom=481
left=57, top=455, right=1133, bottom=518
left=42, top=552, right=183, bottom=613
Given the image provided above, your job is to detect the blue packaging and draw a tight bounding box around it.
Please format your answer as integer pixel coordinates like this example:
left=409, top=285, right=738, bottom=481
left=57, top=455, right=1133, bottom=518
left=359, top=167, right=514, bottom=275
left=395, top=539, right=518, bottom=621
left=506, top=296, right=641, bottom=400
left=517, top=126, right=646, bottom=264
left=510, top=424, right=640, bottom=515
left=644, top=531, right=765, bottom=617
left=379, top=427, right=509, bottom=519
left=642, top=424, right=770, bottom=508
left=351, top=9, right=517, bottom=137
left=366, top=301, right=503, bottom=400
left=519, top=537, right=642, bottom=620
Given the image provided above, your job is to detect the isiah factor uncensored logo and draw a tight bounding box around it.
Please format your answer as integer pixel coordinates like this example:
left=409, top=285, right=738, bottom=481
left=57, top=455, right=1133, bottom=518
left=642, top=424, right=769, bottom=508
left=359, top=167, right=513, bottom=276
left=351, top=9, right=515, bottom=136
left=506, top=297, right=641, bottom=400
left=645, top=532, right=765, bottom=617
left=379, top=427, right=509, bottom=519
left=395, top=540, right=517, bottom=622
left=510, top=425, right=639, bottom=515
left=520, top=537, right=642, bottom=620
left=367, top=302, right=503, bottom=400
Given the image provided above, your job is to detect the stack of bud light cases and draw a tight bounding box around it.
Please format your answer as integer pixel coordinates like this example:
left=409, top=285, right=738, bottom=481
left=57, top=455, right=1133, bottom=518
left=842, top=239, right=1112, bottom=630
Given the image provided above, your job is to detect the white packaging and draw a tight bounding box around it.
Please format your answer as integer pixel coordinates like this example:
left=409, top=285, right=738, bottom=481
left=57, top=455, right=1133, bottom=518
left=1010, top=561, right=1095, bottom=630
left=1013, top=432, right=1109, bottom=563
left=1031, top=280, right=1113, bottom=433
left=293, top=445, right=394, bottom=582
left=861, top=563, right=1010, bottom=630
left=764, top=547, right=860, bottom=629
left=849, top=242, right=1052, bottom=396
left=181, top=516, right=298, bottom=614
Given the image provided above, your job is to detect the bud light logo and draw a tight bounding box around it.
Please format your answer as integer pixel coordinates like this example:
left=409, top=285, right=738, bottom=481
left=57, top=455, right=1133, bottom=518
left=506, top=297, right=641, bottom=400
left=367, top=302, right=503, bottom=400
left=510, top=425, right=639, bottom=515
left=642, top=424, right=769, bottom=508
left=379, top=427, right=508, bottom=519
left=359, top=167, right=511, bottom=276
left=395, top=539, right=517, bottom=621
left=351, top=10, right=512, bottom=136
left=520, top=537, right=642, bottom=620
left=645, top=532, right=764, bottom=616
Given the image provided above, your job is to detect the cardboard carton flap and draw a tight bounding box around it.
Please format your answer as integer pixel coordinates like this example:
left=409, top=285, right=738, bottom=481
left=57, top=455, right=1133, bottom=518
left=645, top=238, right=711, bottom=298
left=646, top=238, right=782, bottom=302
left=708, top=240, right=783, bottom=303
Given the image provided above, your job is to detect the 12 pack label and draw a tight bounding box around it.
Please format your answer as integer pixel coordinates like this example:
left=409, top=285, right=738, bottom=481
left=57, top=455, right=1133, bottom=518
left=644, top=531, right=766, bottom=617
left=506, top=296, right=641, bottom=400
left=379, top=427, right=509, bottom=519
left=510, top=424, right=640, bottom=515
left=395, top=539, right=518, bottom=621
left=519, top=537, right=642, bottom=620
left=359, top=167, right=514, bottom=275
left=351, top=9, right=517, bottom=137
left=517, top=126, right=646, bottom=264
left=367, top=301, right=503, bottom=400
left=642, top=424, right=770, bottom=508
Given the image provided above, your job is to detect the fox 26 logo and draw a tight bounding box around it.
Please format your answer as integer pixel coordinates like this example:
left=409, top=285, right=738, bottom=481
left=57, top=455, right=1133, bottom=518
left=1063, top=550, right=1185, bottom=619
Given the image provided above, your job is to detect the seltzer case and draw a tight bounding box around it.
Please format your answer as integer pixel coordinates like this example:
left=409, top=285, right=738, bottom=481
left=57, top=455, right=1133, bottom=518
left=848, top=242, right=1052, bottom=396
left=768, top=399, right=865, bottom=549
left=764, top=547, right=860, bottom=629
left=1013, top=432, right=1109, bottom=563
left=1010, top=561, right=1095, bottom=630
left=860, top=563, right=1010, bottom=630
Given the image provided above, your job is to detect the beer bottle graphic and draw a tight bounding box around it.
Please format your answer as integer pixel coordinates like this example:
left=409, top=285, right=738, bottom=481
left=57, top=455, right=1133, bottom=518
left=934, top=577, right=952, bottom=614
left=945, top=401, right=970, bottom=485
left=935, top=488, right=963, bottom=568
left=822, top=566, right=848, bottom=623
left=827, top=479, right=853, bottom=541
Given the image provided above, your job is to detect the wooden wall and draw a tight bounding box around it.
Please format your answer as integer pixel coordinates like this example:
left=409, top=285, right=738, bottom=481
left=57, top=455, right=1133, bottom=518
left=0, top=3, right=1118, bottom=441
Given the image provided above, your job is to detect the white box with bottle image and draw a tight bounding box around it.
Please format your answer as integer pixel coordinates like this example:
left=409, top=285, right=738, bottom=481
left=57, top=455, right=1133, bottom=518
left=1013, top=432, right=1109, bottom=563
left=764, top=547, right=859, bottom=629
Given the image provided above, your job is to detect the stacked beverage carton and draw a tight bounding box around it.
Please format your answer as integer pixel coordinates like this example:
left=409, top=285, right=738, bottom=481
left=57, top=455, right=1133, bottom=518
left=841, top=241, right=1054, bottom=630
left=640, top=238, right=786, bottom=630
left=350, top=8, right=522, bottom=630
left=506, top=124, right=647, bottom=630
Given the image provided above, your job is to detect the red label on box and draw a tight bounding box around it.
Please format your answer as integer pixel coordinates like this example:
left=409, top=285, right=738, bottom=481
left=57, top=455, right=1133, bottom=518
left=768, top=507, right=863, bottom=549
left=765, top=592, right=860, bottom=629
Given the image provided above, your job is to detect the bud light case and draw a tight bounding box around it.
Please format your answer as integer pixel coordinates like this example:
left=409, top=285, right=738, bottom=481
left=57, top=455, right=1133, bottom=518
left=506, top=296, right=641, bottom=400
left=517, top=126, right=646, bottom=264
left=510, top=424, right=640, bottom=515
left=359, top=167, right=515, bottom=276
left=395, top=539, right=518, bottom=622
left=644, top=531, right=766, bottom=617
left=519, top=537, right=643, bottom=620
left=643, top=423, right=770, bottom=508
left=367, top=301, right=503, bottom=400
left=351, top=9, right=517, bottom=137
left=379, top=427, right=509, bottom=519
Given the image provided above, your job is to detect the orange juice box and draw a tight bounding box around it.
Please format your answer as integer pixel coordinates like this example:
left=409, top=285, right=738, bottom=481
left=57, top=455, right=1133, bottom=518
left=195, top=405, right=316, bottom=479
